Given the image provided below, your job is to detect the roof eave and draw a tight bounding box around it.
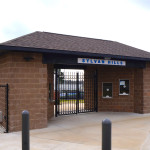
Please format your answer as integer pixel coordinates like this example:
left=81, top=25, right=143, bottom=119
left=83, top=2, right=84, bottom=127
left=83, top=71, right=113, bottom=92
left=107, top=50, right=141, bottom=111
left=0, top=45, right=150, bottom=61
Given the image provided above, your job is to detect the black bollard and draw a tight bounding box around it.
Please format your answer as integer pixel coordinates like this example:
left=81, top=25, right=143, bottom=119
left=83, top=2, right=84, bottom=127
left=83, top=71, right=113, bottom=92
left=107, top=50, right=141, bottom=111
left=22, top=110, right=30, bottom=150
left=102, top=118, right=111, bottom=150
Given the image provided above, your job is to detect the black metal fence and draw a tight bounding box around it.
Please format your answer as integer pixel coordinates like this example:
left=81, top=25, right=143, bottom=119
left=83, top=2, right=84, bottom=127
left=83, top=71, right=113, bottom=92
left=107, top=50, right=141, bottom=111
left=55, top=70, right=98, bottom=116
left=0, top=84, right=9, bottom=133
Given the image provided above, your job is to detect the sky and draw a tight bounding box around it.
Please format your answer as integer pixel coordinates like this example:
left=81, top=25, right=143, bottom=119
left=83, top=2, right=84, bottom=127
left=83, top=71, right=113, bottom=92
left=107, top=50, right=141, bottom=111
left=0, top=0, right=150, bottom=52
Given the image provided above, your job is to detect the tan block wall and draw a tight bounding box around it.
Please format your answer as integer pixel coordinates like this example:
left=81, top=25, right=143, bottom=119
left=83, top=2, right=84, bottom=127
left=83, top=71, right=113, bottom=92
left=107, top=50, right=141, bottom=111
left=84, top=67, right=96, bottom=110
left=143, top=62, right=150, bottom=113
left=47, top=64, right=54, bottom=120
left=85, top=66, right=138, bottom=113
left=0, top=52, right=52, bottom=132
left=98, top=66, right=134, bottom=112
left=134, top=68, right=143, bottom=113
left=0, top=54, right=11, bottom=84
left=85, top=64, right=150, bottom=114
left=0, top=54, right=11, bottom=129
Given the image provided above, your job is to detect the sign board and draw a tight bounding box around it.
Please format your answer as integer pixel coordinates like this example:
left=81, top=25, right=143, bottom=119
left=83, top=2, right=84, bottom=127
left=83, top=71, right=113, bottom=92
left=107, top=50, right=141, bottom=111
left=78, top=58, right=126, bottom=66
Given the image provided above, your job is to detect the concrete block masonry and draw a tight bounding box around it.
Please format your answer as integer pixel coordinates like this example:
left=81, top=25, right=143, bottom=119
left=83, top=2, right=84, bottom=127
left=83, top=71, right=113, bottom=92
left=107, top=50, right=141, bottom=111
left=0, top=111, right=2, bottom=123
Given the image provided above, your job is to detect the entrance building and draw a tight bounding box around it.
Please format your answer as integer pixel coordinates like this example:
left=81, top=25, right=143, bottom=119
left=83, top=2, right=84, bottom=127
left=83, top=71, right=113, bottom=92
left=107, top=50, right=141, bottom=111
left=0, top=31, right=150, bottom=132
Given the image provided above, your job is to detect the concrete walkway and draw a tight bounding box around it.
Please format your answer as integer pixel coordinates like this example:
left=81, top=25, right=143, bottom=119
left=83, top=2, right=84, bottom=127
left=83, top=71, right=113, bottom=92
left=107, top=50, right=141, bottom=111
left=1, top=112, right=150, bottom=150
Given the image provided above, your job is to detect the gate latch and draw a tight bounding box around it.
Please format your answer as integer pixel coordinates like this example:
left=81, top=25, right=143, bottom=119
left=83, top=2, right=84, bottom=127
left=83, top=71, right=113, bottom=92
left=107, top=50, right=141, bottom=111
left=0, top=111, right=2, bottom=123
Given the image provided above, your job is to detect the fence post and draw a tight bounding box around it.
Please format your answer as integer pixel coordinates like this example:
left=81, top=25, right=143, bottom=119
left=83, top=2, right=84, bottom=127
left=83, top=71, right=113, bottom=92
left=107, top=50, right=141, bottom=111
left=102, top=118, right=111, bottom=150
left=76, top=73, right=79, bottom=114
left=22, top=110, right=30, bottom=150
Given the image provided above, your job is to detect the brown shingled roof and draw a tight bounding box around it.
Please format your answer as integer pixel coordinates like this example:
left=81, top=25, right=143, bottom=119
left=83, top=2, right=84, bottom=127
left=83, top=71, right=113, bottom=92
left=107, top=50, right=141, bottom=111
left=1, top=31, right=150, bottom=59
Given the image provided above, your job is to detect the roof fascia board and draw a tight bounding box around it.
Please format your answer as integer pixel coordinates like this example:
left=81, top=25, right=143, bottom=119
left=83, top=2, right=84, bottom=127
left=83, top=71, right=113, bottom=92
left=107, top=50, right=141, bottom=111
left=0, top=45, right=150, bottom=61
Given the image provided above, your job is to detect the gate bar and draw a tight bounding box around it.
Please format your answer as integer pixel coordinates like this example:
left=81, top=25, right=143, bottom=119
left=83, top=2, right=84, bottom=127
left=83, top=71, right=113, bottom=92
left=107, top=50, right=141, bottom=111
left=6, top=84, right=9, bottom=133
left=76, top=73, right=79, bottom=114
left=55, top=68, right=58, bottom=117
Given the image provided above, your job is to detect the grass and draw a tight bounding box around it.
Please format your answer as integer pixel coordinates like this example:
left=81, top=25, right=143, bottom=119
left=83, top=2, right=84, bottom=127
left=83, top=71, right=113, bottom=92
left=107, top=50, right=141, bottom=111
left=59, top=99, right=84, bottom=103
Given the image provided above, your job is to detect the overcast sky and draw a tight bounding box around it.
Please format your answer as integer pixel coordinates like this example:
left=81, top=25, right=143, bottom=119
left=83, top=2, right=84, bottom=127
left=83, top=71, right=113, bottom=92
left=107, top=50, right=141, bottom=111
left=0, top=0, right=150, bottom=52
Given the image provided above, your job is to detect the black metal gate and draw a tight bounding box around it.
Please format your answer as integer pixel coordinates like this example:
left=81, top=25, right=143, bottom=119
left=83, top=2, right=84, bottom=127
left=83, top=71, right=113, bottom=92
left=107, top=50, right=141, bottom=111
left=55, top=69, right=98, bottom=116
left=0, top=84, right=9, bottom=133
